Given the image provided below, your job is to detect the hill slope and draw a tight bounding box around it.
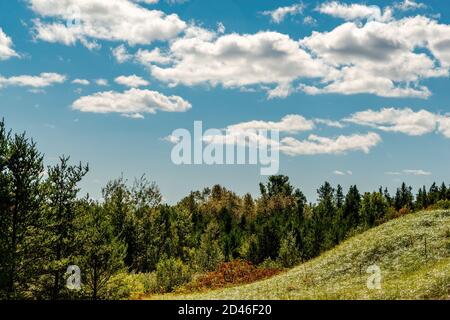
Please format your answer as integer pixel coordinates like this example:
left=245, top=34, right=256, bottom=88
left=161, top=210, right=450, bottom=300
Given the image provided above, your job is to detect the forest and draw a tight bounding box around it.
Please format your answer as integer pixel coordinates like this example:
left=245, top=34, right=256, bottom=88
left=1, top=119, right=450, bottom=300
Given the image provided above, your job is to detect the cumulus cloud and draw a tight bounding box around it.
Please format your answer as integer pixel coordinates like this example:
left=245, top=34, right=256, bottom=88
left=146, top=14, right=450, bottom=99
left=72, top=78, right=90, bottom=85
left=0, top=72, right=66, bottom=88
left=227, top=115, right=315, bottom=134
left=114, top=75, right=149, bottom=88
left=279, top=132, right=381, bottom=156
left=71, top=88, right=191, bottom=118
left=0, top=28, right=19, bottom=60
left=345, top=107, right=450, bottom=138
left=112, top=44, right=133, bottom=63
left=300, top=15, right=450, bottom=98
left=150, top=31, right=330, bottom=96
left=262, top=3, right=305, bottom=24
left=29, top=0, right=187, bottom=47
left=316, top=1, right=393, bottom=22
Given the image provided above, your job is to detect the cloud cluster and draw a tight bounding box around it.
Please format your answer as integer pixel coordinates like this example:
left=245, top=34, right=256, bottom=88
left=143, top=13, right=450, bottom=99
left=0, top=72, right=66, bottom=88
left=280, top=132, right=381, bottom=156
left=27, top=1, right=450, bottom=100
left=345, top=107, right=450, bottom=138
left=300, top=15, right=450, bottom=98
left=0, top=28, right=19, bottom=60
left=181, top=115, right=382, bottom=157
left=71, top=88, right=191, bottom=118
left=29, top=0, right=187, bottom=47
left=151, top=31, right=330, bottom=90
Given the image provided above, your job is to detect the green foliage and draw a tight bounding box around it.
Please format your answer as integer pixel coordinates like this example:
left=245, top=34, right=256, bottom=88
left=1, top=119, right=449, bottom=300
left=0, top=121, right=45, bottom=299
left=194, top=221, right=224, bottom=272
left=170, top=210, right=450, bottom=300
left=277, top=231, right=300, bottom=268
left=78, top=202, right=127, bottom=300
left=156, top=257, right=191, bottom=293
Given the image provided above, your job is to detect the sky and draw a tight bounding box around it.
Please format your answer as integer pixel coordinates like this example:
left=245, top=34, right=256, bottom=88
left=1, top=0, right=450, bottom=203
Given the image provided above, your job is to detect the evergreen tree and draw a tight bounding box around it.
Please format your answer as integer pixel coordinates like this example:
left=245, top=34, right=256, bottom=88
left=44, top=156, right=88, bottom=299
left=335, top=184, right=344, bottom=209
left=343, top=185, right=361, bottom=233
left=1, top=129, right=44, bottom=299
left=79, top=202, right=126, bottom=300
left=394, top=182, right=414, bottom=211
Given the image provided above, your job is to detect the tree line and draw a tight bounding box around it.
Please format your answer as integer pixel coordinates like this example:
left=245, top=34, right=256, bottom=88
left=1, top=119, right=449, bottom=299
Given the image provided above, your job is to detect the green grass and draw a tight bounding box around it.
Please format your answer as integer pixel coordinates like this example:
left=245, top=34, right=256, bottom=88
left=154, top=210, right=450, bottom=300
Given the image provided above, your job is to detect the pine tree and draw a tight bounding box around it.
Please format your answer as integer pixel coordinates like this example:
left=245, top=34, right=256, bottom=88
left=78, top=201, right=126, bottom=300
left=1, top=129, right=44, bottom=299
left=343, top=185, right=361, bottom=231
left=335, top=184, right=344, bottom=209
left=44, top=156, right=88, bottom=299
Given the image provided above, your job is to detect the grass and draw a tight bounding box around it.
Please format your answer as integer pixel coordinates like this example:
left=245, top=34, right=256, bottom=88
left=150, top=210, right=450, bottom=300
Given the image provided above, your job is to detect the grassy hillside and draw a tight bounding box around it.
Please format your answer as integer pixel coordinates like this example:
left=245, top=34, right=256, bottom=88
left=157, top=210, right=450, bottom=300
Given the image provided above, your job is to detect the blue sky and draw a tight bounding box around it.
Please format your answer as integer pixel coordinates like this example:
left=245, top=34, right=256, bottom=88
left=1, top=0, right=450, bottom=203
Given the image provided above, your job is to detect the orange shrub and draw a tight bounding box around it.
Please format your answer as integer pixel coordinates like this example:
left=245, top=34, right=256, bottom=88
left=181, top=260, right=282, bottom=292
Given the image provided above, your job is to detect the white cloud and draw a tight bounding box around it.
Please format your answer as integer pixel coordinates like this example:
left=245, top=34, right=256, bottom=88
left=438, top=117, right=450, bottom=138
left=146, top=14, right=450, bottom=99
left=0, top=28, right=19, bottom=60
left=279, top=132, right=381, bottom=156
left=135, top=48, right=172, bottom=66
left=151, top=31, right=330, bottom=96
left=314, top=118, right=345, bottom=128
left=344, top=107, right=450, bottom=137
left=95, top=79, right=109, bottom=86
left=217, top=22, right=225, bottom=34
left=115, top=75, right=149, bottom=88
left=72, top=78, right=90, bottom=85
left=29, top=0, right=187, bottom=47
left=403, top=169, right=431, bottom=176
left=71, top=88, right=191, bottom=118
left=386, top=169, right=431, bottom=176
left=262, top=3, right=305, bottom=24
left=394, top=0, right=426, bottom=12
left=317, top=1, right=392, bottom=22
left=227, top=115, right=315, bottom=134
left=300, top=16, right=450, bottom=98
left=112, top=45, right=133, bottom=63
left=163, top=134, right=181, bottom=144
left=333, top=170, right=352, bottom=176
left=303, top=16, right=317, bottom=26
left=0, top=72, right=66, bottom=88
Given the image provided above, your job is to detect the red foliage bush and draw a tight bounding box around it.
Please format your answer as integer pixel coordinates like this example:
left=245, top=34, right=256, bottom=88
left=182, top=260, right=282, bottom=292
